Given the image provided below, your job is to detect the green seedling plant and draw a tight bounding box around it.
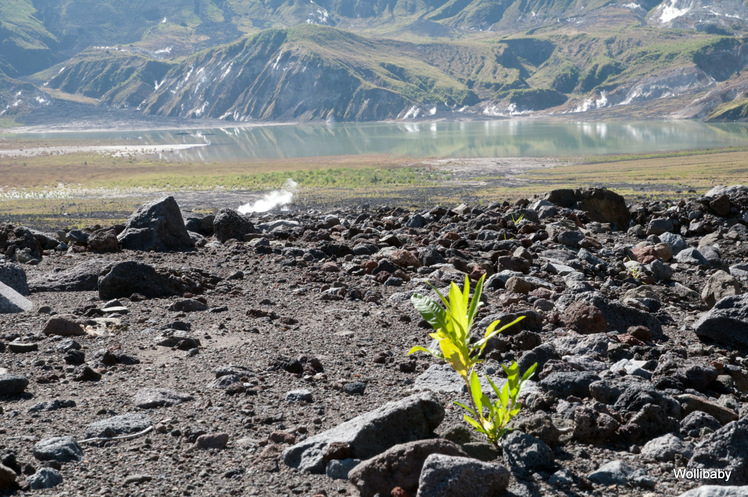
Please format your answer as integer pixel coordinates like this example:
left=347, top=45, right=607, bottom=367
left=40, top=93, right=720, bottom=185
left=409, top=274, right=536, bottom=446
left=456, top=361, right=537, bottom=445
left=625, top=257, right=646, bottom=283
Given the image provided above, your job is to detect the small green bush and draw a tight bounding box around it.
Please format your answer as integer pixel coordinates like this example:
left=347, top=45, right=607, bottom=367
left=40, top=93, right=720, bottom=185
left=409, top=275, right=536, bottom=446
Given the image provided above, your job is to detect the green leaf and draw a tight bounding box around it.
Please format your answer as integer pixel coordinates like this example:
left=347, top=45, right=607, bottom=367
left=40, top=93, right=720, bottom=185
left=429, top=282, right=451, bottom=310
left=407, top=345, right=439, bottom=358
left=467, top=274, right=484, bottom=325
left=454, top=401, right=475, bottom=416
left=499, top=382, right=510, bottom=407
left=469, top=370, right=483, bottom=412
left=449, top=281, right=467, bottom=340
left=439, top=339, right=468, bottom=380
left=463, top=415, right=486, bottom=434
left=461, top=274, right=471, bottom=316
left=486, top=375, right=502, bottom=398
left=411, top=294, right=447, bottom=331
left=521, top=362, right=538, bottom=383
left=474, top=316, right=525, bottom=349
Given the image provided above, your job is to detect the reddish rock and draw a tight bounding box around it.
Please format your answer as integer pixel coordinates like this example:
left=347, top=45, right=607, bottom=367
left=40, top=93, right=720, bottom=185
left=362, top=260, right=377, bottom=274
left=562, top=302, right=607, bottom=334
left=268, top=431, right=296, bottom=445
left=628, top=325, right=652, bottom=342
left=654, top=243, right=673, bottom=262
left=191, top=432, right=229, bottom=450
left=0, top=463, right=16, bottom=491
left=324, top=442, right=354, bottom=461
left=320, top=262, right=340, bottom=273
left=442, top=232, right=461, bottom=241
left=42, top=315, right=86, bottom=337
left=348, top=439, right=467, bottom=497
left=469, top=265, right=486, bottom=281
left=631, top=246, right=658, bottom=264
left=389, top=249, right=420, bottom=268
left=617, top=334, right=645, bottom=346
left=505, top=276, right=534, bottom=294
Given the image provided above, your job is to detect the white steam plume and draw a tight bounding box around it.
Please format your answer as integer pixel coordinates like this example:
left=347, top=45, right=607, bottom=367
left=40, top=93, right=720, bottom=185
left=238, top=178, right=298, bottom=214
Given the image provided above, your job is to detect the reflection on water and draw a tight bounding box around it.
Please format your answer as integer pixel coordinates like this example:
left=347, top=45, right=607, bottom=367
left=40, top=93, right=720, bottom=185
left=15, top=121, right=748, bottom=162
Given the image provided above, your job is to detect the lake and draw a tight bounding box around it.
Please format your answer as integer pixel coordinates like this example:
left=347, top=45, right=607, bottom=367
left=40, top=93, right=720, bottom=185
left=9, top=120, right=748, bottom=161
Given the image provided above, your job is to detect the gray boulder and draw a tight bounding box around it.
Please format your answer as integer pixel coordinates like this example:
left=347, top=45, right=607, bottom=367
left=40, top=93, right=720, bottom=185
left=416, top=454, right=510, bottom=497
left=694, top=294, right=748, bottom=348
left=27, top=468, right=63, bottom=490
left=539, top=371, right=599, bottom=398
left=659, top=232, right=688, bottom=255
left=213, top=209, right=254, bottom=243
left=83, top=413, right=153, bottom=439
left=731, top=263, right=748, bottom=282
left=29, top=229, right=59, bottom=250
left=588, top=460, right=636, bottom=485
left=98, top=261, right=179, bottom=300
left=675, top=248, right=708, bottom=266
left=0, top=281, right=32, bottom=314
left=0, top=374, right=29, bottom=396
left=702, top=271, right=744, bottom=309
left=0, top=263, right=29, bottom=295
left=33, top=437, right=83, bottom=463
left=29, top=260, right=111, bottom=292
left=118, top=196, right=194, bottom=252
left=502, top=431, right=555, bottom=471
left=282, top=392, right=444, bottom=474
left=647, top=218, right=674, bottom=236
left=348, top=439, right=468, bottom=497
left=689, top=417, right=748, bottom=484
left=641, top=433, right=693, bottom=462
left=133, top=388, right=194, bottom=409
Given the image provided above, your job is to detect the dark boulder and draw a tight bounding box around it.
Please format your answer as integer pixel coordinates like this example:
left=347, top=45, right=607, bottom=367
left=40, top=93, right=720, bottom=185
left=98, top=261, right=180, bottom=300
left=87, top=228, right=119, bottom=253
left=213, top=209, right=254, bottom=243
left=694, top=294, right=748, bottom=348
left=546, top=188, right=630, bottom=230
left=0, top=263, right=29, bottom=295
left=118, top=196, right=194, bottom=252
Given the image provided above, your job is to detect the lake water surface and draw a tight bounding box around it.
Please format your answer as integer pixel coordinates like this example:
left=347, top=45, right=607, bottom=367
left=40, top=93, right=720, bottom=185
left=12, top=120, right=748, bottom=161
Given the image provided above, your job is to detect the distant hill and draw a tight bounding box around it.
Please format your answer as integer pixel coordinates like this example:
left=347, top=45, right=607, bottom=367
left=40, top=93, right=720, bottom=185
left=3, top=0, right=748, bottom=122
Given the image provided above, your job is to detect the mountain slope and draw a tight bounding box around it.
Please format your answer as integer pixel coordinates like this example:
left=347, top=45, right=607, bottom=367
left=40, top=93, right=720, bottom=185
left=5, top=0, right=748, bottom=122
left=35, top=22, right=746, bottom=122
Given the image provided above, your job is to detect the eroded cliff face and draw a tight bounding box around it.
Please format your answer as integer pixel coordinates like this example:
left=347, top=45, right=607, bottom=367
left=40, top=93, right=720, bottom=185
left=8, top=0, right=748, bottom=123
left=0, top=76, right=51, bottom=118
left=133, top=31, right=413, bottom=122
left=649, top=0, right=748, bottom=32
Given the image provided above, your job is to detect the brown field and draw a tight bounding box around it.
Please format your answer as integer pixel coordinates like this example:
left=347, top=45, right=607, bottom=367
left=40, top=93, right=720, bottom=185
left=0, top=142, right=745, bottom=230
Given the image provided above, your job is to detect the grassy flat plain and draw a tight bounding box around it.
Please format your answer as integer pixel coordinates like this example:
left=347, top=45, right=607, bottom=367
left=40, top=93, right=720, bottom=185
left=0, top=141, right=746, bottom=230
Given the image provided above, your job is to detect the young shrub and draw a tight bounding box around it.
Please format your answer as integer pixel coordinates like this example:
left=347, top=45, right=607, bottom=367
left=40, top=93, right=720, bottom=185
left=409, top=275, right=537, bottom=446
left=455, top=362, right=537, bottom=446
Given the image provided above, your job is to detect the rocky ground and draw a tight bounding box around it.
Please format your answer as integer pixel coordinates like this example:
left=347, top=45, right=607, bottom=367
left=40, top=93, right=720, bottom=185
left=1, top=185, right=747, bottom=497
